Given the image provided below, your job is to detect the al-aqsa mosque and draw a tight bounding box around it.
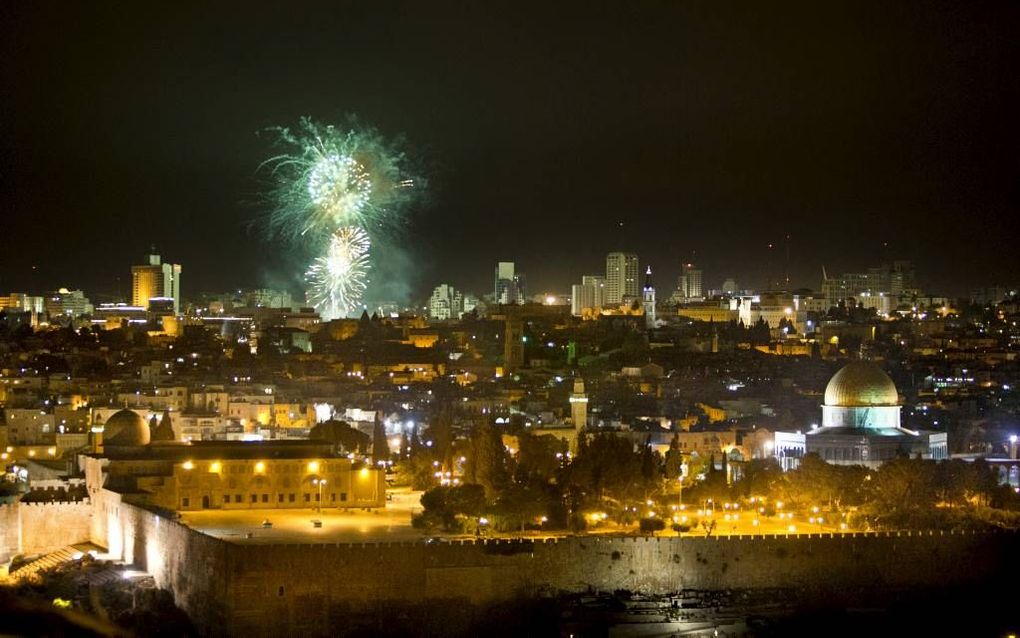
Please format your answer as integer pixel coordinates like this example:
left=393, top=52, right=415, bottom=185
left=774, top=360, right=948, bottom=468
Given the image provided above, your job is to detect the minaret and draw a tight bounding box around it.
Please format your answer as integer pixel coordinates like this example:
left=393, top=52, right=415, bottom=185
left=642, top=266, right=656, bottom=329
left=569, top=378, right=588, bottom=431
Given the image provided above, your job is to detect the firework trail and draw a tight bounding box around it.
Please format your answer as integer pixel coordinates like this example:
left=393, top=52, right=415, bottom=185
left=260, top=117, right=420, bottom=318
left=305, top=227, right=371, bottom=320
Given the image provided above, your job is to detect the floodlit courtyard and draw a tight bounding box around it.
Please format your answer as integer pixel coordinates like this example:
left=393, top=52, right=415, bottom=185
left=180, top=487, right=424, bottom=544
left=180, top=487, right=860, bottom=544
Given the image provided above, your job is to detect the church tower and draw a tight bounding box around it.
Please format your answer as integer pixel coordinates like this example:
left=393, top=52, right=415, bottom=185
left=642, top=266, right=656, bottom=329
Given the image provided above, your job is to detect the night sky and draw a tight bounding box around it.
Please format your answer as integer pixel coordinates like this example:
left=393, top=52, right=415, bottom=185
left=2, top=2, right=1018, bottom=301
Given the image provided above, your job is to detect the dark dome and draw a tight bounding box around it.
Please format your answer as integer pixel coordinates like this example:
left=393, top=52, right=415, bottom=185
left=824, top=361, right=899, bottom=407
left=103, top=408, right=151, bottom=446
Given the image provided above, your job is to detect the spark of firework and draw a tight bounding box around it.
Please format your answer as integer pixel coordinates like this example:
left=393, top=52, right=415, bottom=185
left=304, top=226, right=371, bottom=319
left=261, top=117, right=417, bottom=244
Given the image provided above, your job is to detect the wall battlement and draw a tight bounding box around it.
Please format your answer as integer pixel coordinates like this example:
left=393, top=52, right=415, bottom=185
left=0, top=499, right=93, bottom=563
left=109, top=496, right=1016, bottom=638
left=221, top=526, right=1003, bottom=551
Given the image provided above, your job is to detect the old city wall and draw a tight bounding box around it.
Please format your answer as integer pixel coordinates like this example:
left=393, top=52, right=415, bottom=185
left=0, top=504, right=20, bottom=564
left=218, top=531, right=1018, bottom=637
left=0, top=501, right=92, bottom=564
left=18, top=500, right=92, bottom=556
left=96, top=500, right=233, bottom=633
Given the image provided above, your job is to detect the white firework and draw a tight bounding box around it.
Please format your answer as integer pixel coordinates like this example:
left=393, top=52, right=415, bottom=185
left=305, top=227, right=371, bottom=319
left=305, top=152, right=373, bottom=229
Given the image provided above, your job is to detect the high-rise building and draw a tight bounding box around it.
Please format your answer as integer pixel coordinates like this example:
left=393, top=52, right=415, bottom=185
left=494, top=262, right=525, bottom=305
left=679, top=262, right=703, bottom=300
left=131, top=251, right=182, bottom=313
left=428, top=284, right=464, bottom=320
left=44, top=288, right=93, bottom=319
left=642, top=266, right=656, bottom=329
left=605, top=252, right=639, bottom=306
left=570, top=275, right=605, bottom=316
left=822, top=261, right=916, bottom=305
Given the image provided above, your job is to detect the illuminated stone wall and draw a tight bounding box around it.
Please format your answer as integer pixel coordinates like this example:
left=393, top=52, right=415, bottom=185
left=0, top=503, right=20, bottom=563
left=0, top=500, right=92, bottom=563
left=100, top=499, right=232, bottom=632
left=18, top=500, right=92, bottom=555
left=94, top=501, right=1018, bottom=638
left=219, top=531, right=1017, bottom=636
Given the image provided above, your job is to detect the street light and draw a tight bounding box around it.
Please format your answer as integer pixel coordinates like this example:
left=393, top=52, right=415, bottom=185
left=312, top=478, right=327, bottom=512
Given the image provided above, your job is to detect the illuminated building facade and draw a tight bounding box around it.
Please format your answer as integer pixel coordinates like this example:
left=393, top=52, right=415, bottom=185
left=673, top=262, right=703, bottom=301
left=642, top=266, right=656, bottom=328
left=131, top=251, right=182, bottom=314
left=774, top=361, right=949, bottom=469
left=494, top=261, right=525, bottom=305
left=605, top=252, right=638, bottom=305
left=570, top=275, right=605, bottom=316
left=83, top=414, right=385, bottom=512
left=428, top=283, right=464, bottom=320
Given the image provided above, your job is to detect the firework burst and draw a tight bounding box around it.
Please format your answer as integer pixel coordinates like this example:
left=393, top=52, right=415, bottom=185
left=260, top=116, right=421, bottom=318
left=261, top=117, right=416, bottom=243
left=305, top=226, right=371, bottom=320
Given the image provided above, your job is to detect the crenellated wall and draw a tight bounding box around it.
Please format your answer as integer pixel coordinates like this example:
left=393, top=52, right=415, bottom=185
left=90, top=497, right=1020, bottom=638
left=0, top=500, right=92, bottom=563
left=18, top=500, right=92, bottom=556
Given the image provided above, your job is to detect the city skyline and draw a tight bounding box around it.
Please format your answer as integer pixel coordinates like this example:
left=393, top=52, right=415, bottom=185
left=2, top=2, right=1019, bottom=299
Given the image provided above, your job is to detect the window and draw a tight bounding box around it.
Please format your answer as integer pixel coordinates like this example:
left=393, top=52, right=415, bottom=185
left=288, top=493, right=296, bottom=503
left=262, top=494, right=269, bottom=503
left=182, top=497, right=190, bottom=507
left=223, top=495, right=230, bottom=504
left=250, top=494, right=258, bottom=503
left=315, top=493, right=320, bottom=502
left=304, top=493, right=310, bottom=502
left=340, top=492, right=347, bottom=502
left=235, top=494, right=243, bottom=503
left=278, top=493, right=284, bottom=503
left=330, top=493, right=336, bottom=502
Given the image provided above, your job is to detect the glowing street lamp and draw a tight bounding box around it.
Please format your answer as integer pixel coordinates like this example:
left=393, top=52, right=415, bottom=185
left=312, top=478, right=327, bottom=512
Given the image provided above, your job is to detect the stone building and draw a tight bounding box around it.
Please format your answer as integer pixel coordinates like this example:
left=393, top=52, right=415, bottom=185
left=83, top=408, right=385, bottom=512
left=774, top=361, right=948, bottom=468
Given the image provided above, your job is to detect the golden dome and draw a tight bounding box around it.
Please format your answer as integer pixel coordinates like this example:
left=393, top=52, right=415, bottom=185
left=823, top=361, right=899, bottom=407
left=103, top=408, right=151, bottom=446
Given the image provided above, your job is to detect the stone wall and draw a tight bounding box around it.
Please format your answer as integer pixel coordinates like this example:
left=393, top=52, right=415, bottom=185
left=18, top=500, right=92, bottom=555
left=219, top=531, right=1018, bottom=637
left=98, top=498, right=233, bottom=633
left=96, top=497, right=1018, bottom=638
left=0, top=500, right=92, bottom=563
left=0, top=504, right=20, bottom=564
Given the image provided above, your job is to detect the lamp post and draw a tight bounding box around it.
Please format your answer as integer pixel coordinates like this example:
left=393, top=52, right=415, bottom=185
left=313, top=478, right=326, bottom=512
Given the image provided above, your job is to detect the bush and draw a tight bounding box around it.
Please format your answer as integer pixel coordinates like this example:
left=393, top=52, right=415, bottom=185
left=639, top=517, right=665, bottom=533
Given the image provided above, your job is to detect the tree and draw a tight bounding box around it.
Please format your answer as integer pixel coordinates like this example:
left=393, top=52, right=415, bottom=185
left=416, top=484, right=487, bottom=532
left=515, top=433, right=566, bottom=487
left=464, top=418, right=510, bottom=497
left=664, top=435, right=684, bottom=480
left=310, top=420, right=369, bottom=455
left=567, top=431, right=644, bottom=504
left=493, top=483, right=547, bottom=531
